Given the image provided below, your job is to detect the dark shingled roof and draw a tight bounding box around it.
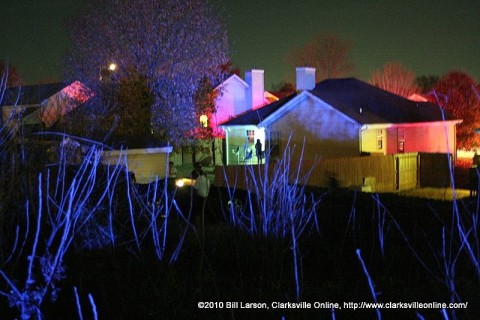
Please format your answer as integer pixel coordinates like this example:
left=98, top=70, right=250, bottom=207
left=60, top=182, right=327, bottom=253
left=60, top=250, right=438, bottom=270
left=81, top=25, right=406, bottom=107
left=221, top=78, right=459, bottom=126
left=219, top=93, right=297, bottom=125
left=310, top=78, right=457, bottom=124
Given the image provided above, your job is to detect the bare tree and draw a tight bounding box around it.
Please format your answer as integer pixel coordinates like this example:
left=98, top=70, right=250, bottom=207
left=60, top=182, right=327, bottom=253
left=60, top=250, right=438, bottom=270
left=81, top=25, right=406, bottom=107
left=63, top=0, right=230, bottom=145
left=370, top=62, right=419, bottom=98
left=285, top=33, right=354, bottom=81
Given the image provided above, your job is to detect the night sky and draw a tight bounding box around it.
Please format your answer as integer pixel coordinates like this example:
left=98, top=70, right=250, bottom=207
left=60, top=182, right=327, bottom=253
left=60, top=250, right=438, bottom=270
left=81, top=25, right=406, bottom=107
left=1, top=0, right=479, bottom=89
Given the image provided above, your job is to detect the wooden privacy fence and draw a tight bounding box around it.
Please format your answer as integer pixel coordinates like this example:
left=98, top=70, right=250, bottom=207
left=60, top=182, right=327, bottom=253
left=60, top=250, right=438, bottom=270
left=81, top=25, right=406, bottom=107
left=302, top=154, right=398, bottom=192
left=214, top=153, right=451, bottom=193
left=418, top=153, right=452, bottom=188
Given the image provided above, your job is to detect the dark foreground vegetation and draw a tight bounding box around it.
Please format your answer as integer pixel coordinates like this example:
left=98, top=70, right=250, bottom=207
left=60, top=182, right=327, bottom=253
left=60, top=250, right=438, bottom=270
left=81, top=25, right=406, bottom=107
left=50, top=189, right=480, bottom=319
left=1, top=136, right=480, bottom=320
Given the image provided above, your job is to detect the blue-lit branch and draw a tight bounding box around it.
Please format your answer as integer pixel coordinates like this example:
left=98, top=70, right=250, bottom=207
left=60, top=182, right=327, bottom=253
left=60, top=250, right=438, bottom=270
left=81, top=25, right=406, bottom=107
left=223, top=136, right=323, bottom=300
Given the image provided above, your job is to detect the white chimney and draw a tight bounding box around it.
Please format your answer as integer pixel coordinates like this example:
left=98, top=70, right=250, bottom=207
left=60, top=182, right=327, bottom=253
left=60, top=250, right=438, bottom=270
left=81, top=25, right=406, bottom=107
left=296, top=67, right=316, bottom=91
left=245, top=69, right=264, bottom=109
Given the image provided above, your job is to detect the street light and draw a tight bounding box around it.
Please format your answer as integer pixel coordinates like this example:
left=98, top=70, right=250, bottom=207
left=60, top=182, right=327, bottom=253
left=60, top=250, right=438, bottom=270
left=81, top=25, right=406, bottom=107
left=99, top=63, right=118, bottom=81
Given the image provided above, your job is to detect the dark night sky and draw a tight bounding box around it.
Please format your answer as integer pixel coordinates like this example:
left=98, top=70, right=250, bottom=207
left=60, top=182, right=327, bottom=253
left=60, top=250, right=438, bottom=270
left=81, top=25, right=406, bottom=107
left=1, top=0, right=479, bottom=89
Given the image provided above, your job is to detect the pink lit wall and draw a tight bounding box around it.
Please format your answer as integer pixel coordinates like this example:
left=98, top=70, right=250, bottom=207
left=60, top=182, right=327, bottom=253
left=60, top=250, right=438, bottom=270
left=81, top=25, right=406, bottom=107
left=213, top=70, right=274, bottom=135
left=385, top=123, right=457, bottom=155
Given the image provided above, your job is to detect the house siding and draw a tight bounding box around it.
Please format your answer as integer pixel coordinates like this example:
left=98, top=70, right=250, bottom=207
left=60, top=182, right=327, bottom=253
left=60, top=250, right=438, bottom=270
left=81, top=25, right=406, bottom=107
left=268, top=97, right=360, bottom=163
left=361, top=128, right=386, bottom=154
left=385, top=123, right=456, bottom=155
left=214, top=79, right=248, bottom=127
left=361, top=123, right=457, bottom=156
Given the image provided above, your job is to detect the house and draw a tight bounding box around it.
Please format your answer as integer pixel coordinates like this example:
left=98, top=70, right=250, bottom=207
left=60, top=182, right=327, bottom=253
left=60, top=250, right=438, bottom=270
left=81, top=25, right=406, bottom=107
left=185, top=69, right=278, bottom=166
left=220, top=67, right=462, bottom=166
left=213, top=69, right=278, bottom=131
left=1, top=82, right=172, bottom=183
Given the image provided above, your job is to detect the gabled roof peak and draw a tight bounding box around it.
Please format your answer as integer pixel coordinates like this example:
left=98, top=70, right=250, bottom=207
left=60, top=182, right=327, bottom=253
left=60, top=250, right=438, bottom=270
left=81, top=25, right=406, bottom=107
left=214, top=74, right=248, bottom=91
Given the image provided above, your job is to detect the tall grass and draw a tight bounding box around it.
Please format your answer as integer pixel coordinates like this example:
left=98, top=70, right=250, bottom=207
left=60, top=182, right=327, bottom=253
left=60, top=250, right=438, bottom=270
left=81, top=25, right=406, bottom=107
left=220, top=133, right=479, bottom=319
left=0, top=127, right=188, bottom=318
left=222, top=138, right=323, bottom=301
left=0, top=142, right=124, bottom=318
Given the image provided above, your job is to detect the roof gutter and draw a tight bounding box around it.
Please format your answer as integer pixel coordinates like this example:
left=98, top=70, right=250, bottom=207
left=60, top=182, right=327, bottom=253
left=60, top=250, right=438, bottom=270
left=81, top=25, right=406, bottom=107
left=361, top=119, right=462, bottom=130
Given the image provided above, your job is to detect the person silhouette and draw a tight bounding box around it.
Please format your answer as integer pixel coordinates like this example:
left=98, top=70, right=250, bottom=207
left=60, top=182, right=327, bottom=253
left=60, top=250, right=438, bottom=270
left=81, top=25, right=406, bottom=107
left=255, top=139, right=263, bottom=164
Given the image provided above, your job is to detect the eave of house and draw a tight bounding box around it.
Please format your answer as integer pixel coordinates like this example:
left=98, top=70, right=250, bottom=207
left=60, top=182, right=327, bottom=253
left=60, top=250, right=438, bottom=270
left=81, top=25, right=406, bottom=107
left=360, top=119, right=463, bottom=130
left=214, top=74, right=248, bottom=92
left=220, top=124, right=259, bottom=131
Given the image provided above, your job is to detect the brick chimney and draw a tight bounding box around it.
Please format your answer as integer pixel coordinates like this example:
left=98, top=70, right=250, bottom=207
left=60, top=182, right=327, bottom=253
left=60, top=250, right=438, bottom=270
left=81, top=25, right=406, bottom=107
left=296, top=67, right=316, bottom=91
left=245, top=69, right=265, bottom=109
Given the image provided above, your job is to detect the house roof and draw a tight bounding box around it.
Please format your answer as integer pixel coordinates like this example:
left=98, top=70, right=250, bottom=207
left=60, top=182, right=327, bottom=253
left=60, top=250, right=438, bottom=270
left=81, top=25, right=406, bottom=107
left=220, top=93, right=298, bottom=126
left=310, top=78, right=458, bottom=124
left=214, top=74, right=248, bottom=91
left=40, top=81, right=94, bottom=127
left=221, top=78, right=460, bottom=127
left=1, top=82, right=66, bottom=107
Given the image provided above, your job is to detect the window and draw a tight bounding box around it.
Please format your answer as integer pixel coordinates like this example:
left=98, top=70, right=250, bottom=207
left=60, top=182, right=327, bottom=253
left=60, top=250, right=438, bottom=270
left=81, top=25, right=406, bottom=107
left=397, top=128, right=405, bottom=153
left=376, top=129, right=383, bottom=150
left=199, top=114, right=208, bottom=128
left=246, top=130, right=255, bottom=144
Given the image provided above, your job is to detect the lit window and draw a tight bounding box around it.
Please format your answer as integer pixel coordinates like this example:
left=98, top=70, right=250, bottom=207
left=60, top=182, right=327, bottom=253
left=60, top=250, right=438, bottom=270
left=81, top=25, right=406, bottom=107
left=246, top=130, right=255, bottom=144
left=199, top=114, right=208, bottom=128
left=398, top=128, right=405, bottom=153
left=377, top=129, right=383, bottom=150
